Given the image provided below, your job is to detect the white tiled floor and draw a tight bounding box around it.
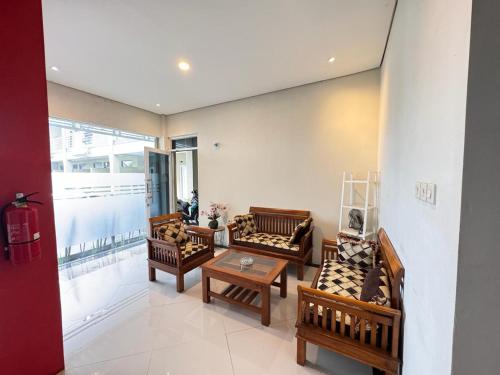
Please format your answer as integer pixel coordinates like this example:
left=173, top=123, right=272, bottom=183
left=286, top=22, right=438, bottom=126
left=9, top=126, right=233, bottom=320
left=59, top=247, right=371, bottom=375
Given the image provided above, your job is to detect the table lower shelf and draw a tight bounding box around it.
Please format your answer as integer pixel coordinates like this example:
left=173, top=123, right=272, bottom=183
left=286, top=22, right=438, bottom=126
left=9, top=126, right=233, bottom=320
left=208, top=284, right=261, bottom=313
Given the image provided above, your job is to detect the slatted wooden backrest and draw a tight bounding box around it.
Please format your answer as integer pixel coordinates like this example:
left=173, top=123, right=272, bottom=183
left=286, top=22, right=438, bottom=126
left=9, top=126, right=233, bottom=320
left=377, top=228, right=405, bottom=310
left=249, top=206, right=310, bottom=235
left=149, top=212, right=183, bottom=236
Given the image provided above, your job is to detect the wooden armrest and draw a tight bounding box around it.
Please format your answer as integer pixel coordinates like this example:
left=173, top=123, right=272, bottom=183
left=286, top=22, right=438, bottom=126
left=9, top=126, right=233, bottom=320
left=227, top=222, right=239, bottom=245
left=185, top=225, right=215, bottom=236
left=183, top=227, right=215, bottom=250
left=321, top=238, right=338, bottom=263
left=147, top=237, right=182, bottom=262
left=147, top=236, right=179, bottom=249
left=298, top=285, right=401, bottom=317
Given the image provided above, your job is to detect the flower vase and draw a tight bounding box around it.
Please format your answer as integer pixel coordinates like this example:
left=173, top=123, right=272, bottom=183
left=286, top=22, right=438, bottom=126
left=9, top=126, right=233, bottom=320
left=208, top=219, right=219, bottom=229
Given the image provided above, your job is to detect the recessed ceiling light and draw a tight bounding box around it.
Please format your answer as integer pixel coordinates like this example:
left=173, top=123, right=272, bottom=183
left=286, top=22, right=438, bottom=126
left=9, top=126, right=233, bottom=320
left=328, top=57, right=336, bottom=63
left=50, top=66, right=60, bottom=72
left=178, top=61, right=190, bottom=71
left=155, top=103, right=160, bottom=107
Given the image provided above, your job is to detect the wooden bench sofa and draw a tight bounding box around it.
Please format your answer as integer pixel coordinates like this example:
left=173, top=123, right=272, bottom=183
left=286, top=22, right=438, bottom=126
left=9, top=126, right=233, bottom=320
left=296, top=228, right=404, bottom=374
left=227, top=207, right=313, bottom=280
left=147, top=212, right=215, bottom=292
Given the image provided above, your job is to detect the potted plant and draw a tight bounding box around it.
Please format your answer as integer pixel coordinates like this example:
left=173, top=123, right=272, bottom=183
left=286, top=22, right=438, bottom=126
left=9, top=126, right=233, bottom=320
left=201, top=202, right=227, bottom=229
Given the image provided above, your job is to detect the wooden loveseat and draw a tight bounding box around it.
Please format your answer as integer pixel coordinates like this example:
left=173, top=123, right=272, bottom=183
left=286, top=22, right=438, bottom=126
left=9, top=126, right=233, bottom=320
left=147, top=212, right=215, bottom=292
left=296, top=228, right=404, bottom=374
left=227, top=207, right=313, bottom=280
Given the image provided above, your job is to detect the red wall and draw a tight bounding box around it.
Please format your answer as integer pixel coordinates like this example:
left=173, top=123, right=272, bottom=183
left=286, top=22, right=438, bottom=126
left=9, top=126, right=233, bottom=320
left=0, top=1, right=65, bottom=374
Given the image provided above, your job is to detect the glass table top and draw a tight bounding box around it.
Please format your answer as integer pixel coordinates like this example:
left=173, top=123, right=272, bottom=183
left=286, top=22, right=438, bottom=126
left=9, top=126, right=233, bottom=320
left=213, top=251, right=278, bottom=277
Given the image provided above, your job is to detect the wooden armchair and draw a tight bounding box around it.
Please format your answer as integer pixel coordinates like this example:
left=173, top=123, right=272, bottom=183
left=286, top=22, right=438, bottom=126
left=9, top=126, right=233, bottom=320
left=147, top=213, right=215, bottom=292
left=296, top=229, right=404, bottom=374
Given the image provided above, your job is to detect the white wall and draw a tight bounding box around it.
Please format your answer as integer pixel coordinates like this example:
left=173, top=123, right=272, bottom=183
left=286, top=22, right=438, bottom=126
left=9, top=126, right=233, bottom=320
left=164, top=69, right=380, bottom=263
left=378, top=1, right=471, bottom=374
left=47, top=82, right=162, bottom=137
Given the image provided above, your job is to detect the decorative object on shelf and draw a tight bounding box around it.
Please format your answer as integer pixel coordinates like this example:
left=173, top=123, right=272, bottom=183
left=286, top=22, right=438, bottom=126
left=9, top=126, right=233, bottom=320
left=240, top=256, right=254, bottom=271
left=348, top=208, right=364, bottom=234
left=201, top=202, right=228, bottom=230
left=339, top=171, right=379, bottom=240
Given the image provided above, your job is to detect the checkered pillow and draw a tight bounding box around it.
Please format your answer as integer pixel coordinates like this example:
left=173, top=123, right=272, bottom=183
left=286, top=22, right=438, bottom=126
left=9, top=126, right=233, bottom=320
left=336, top=234, right=377, bottom=269
left=289, top=217, right=312, bottom=244
left=234, top=214, right=257, bottom=236
left=156, top=222, right=188, bottom=244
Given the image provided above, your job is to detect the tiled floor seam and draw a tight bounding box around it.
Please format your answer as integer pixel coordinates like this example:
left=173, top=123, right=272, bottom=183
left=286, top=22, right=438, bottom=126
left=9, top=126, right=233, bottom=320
left=224, top=332, right=236, bottom=375
left=65, top=349, right=152, bottom=370
left=144, top=350, right=153, bottom=375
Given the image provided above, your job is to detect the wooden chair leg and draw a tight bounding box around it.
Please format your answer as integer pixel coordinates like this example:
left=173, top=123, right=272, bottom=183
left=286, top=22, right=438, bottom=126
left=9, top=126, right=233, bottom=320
left=297, top=337, right=306, bottom=365
left=149, top=266, right=156, bottom=281
left=297, top=263, right=304, bottom=281
left=176, top=272, right=185, bottom=293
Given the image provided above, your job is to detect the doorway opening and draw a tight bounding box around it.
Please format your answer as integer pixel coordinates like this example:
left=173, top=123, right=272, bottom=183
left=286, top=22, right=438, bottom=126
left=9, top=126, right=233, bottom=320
left=171, top=136, right=199, bottom=225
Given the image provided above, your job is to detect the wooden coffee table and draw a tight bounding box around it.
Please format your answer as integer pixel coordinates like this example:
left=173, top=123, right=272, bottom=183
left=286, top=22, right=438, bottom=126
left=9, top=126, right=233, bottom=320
left=201, top=249, right=288, bottom=326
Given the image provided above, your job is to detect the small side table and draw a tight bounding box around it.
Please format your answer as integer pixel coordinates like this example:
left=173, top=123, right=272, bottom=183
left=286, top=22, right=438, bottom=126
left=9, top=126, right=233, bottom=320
left=206, top=226, right=225, bottom=247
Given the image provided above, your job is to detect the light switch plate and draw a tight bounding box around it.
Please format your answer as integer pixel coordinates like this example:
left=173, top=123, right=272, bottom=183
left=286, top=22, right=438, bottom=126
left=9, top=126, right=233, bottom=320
left=415, top=182, right=421, bottom=198
left=426, top=183, right=436, bottom=204
left=419, top=183, right=427, bottom=200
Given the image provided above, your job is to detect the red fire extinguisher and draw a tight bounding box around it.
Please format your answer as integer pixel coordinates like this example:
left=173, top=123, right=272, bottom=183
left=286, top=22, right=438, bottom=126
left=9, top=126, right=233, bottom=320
left=1, top=192, right=42, bottom=265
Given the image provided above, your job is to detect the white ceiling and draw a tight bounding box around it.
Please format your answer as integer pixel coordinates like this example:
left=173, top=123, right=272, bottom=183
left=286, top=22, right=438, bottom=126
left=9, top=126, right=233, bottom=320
left=42, top=0, right=395, bottom=115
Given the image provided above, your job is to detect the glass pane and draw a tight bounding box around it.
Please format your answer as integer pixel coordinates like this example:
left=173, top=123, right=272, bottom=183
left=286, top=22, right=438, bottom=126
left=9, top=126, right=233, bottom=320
left=172, top=136, right=197, bottom=149
left=148, top=152, right=170, bottom=217
left=49, top=118, right=156, bottom=266
left=214, top=252, right=277, bottom=276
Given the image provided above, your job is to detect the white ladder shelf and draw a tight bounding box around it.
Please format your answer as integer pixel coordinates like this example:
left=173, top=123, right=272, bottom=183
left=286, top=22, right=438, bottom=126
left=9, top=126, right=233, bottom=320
left=339, top=171, right=378, bottom=240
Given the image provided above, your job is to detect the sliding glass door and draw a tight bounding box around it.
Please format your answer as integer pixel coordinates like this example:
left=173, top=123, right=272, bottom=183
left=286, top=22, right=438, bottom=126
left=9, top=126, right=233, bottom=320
left=144, top=148, right=171, bottom=226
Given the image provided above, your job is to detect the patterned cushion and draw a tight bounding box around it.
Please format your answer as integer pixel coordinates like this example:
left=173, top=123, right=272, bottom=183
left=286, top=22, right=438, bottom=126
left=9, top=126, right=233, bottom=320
left=156, top=222, right=188, bottom=244
left=336, top=234, right=376, bottom=268
left=317, top=259, right=367, bottom=298
left=180, top=242, right=208, bottom=259
left=235, top=232, right=300, bottom=251
left=314, top=260, right=391, bottom=327
left=289, top=217, right=312, bottom=244
left=234, top=214, right=257, bottom=236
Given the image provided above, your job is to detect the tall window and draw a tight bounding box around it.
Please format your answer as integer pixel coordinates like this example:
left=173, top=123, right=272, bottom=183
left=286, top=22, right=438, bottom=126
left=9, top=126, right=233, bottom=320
left=49, top=117, right=156, bottom=265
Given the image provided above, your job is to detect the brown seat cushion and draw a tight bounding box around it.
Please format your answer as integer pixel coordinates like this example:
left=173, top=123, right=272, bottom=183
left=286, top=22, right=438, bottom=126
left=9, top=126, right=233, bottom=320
left=235, top=232, right=300, bottom=252
left=314, top=259, right=391, bottom=327
left=180, top=242, right=208, bottom=259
